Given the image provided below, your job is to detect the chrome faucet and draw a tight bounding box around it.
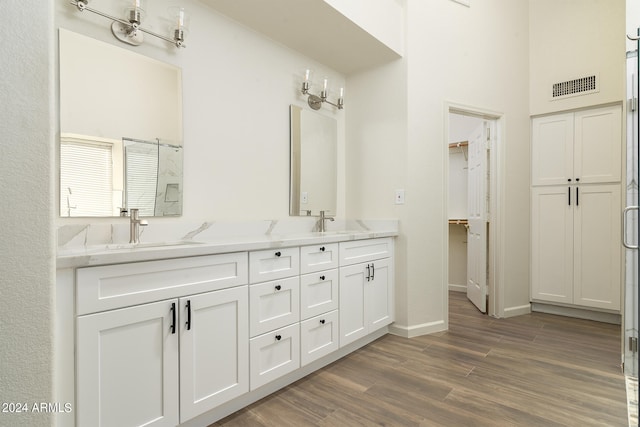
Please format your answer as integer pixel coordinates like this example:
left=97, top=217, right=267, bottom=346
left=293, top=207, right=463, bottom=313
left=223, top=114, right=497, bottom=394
left=129, top=208, right=148, bottom=244
left=318, top=210, right=335, bottom=233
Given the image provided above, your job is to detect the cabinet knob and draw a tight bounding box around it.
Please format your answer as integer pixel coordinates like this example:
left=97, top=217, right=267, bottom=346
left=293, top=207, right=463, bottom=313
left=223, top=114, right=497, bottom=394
left=320, top=319, right=325, bottom=324
left=320, top=246, right=325, bottom=252
left=275, top=335, right=282, bottom=341
left=320, top=275, right=325, bottom=281
left=275, top=251, right=281, bottom=257
left=275, top=285, right=282, bottom=291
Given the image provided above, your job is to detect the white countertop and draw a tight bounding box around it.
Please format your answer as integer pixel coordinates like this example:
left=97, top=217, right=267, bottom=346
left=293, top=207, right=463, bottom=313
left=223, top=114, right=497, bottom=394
left=57, top=229, right=398, bottom=269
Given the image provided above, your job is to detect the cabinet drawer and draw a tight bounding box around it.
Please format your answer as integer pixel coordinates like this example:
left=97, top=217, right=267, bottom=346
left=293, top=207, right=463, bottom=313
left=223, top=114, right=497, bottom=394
left=300, top=269, right=338, bottom=320
left=77, top=253, right=248, bottom=315
left=300, top=243, right=339, bottom=274
left=300, top=310, right=339, bottom=367
left=249, top=247, right=299, bottom=283
left=249, top=277, right=300, bottom=337
left=249, top=323, right=300, bottom=390
left=339, top=238, right=393, bottom=266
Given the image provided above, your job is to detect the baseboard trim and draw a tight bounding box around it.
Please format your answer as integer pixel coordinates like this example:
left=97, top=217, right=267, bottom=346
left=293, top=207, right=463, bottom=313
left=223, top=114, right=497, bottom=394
left=448, top=284, right=466, bottom=292
left=503, top=303, right=531, bottom=318
left=531, top=302, right=621, bottom=324
left=389, top=320, right=447, bottom=338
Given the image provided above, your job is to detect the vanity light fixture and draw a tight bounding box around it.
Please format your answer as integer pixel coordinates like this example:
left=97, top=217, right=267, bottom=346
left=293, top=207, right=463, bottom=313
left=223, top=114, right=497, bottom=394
left=70, top=0, right=188, bottom=48
left=301, top=69, right=344, bottom=111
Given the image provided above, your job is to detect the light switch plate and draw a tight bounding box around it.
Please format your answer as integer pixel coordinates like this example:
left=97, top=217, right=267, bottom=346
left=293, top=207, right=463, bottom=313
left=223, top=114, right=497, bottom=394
left=301, top=192, right=308, bottom=204
left=395, top=189, right=405, bottom=205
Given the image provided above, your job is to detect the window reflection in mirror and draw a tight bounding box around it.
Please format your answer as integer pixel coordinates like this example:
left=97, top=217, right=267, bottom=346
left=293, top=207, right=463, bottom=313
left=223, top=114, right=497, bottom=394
left=289, top=105, right=337, bottom=216
left=58, top=29, right=183, bottom=217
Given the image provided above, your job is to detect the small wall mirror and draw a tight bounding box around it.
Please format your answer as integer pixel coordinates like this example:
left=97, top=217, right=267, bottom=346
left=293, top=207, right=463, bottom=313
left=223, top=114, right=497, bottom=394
left=58, top=29, right=183, bottom=217
left=289, top=105, right=337, bottom=216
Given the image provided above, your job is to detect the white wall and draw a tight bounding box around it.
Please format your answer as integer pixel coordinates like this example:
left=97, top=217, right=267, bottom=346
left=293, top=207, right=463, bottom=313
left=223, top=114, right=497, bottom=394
left=323, top=0, right=405, bottom=56
left=529, top=0, right=625, bottom=115
left=347, top=0, right=530, bottom=334
left=0, top=2, right=55, bottom=426
left=55, top=0, right=347, bottom=224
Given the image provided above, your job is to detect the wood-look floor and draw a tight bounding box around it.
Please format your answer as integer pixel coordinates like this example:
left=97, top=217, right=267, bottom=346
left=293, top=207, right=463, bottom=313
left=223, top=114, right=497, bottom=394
left=213, top=292, right=628, bottom=426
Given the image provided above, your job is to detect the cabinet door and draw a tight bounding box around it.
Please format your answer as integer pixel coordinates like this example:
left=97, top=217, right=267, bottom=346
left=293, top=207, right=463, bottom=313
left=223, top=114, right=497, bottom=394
left=531, top=186, right=574, bottom=304
left=300, top=310, right=339, bottom=366
left=179, top=286, right=249, bottom=423
left=531, top=112, right=574, bottom=186
left=300, top=269, right=339, bottom=320
left=339, top=263, right=367, bottom=347
left=573, top=184, right=622, bottom=310
left=368, top=258, right=394, bottom=330
left=249, top=323, right=300, bottom=390
left=574, top=106, right=621, bottom=184
left=77, top=300, right=179, bottom=427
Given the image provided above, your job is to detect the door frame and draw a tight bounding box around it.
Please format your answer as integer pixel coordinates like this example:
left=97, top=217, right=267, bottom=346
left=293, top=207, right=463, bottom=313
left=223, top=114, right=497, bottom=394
left=444, top=102, right=506, bottom=319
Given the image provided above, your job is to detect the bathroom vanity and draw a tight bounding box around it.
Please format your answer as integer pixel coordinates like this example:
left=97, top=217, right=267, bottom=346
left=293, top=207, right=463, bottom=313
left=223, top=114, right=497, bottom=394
left=56, top=229, right=395, bottom=427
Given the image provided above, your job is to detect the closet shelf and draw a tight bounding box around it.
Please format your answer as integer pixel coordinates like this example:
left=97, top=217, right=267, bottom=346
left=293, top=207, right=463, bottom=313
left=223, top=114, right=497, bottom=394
left=448, top=219, right=468, bottom=225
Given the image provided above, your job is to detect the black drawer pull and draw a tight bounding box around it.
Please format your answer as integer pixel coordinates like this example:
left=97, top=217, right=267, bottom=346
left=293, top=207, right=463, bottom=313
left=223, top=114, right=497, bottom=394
left=371, top=263, right=375, bottom=280
left=320, top=275, right=325, bottom=281
left=275, top=335, right=282, bottom=341
left=275, top=251, right=281, bottom=257
left=320, top=246, right=325, bottom=252
left=170, top=303, right=176, bottom=334
left=185, top=300, right=192, bottom=331
left=275, top=285, right=282, bottom=291
left=320, top=319, right=325, bottom=324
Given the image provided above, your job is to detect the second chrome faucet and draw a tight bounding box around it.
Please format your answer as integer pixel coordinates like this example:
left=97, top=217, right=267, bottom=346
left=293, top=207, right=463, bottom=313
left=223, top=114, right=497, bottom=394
left=318, top=210, right=335, bottom=233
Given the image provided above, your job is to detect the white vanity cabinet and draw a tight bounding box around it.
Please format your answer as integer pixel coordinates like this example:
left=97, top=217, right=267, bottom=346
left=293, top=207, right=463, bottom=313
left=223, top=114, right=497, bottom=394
left=75, top=253, right=249, bottom=426
left=61, top=233, right=396, bottom=427
left=339, top=238, right=394, bottom=347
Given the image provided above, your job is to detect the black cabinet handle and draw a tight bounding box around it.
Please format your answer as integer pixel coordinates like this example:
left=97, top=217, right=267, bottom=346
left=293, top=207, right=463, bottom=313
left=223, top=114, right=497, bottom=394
left=320, top=246, right=325, bottom=252
left=275, top=284, right=282, bottom=291
left=275, top=251, right=281, bottom=257
left=170, top=302, right=176, bottom=334
left=320, top=275, right=325, bottom=281
left=568, top=187, right=571, bottom=206
left=576, top=187, right=579, bottom=206
left=185, top=300, right=192, bottom=331
left=371, top=263, right=375, bottom=280
left=366, top=264, right=371, bottom=282
left=320, top=319, right=325, bottom=324
left=275, top=335, right=282, bottom=341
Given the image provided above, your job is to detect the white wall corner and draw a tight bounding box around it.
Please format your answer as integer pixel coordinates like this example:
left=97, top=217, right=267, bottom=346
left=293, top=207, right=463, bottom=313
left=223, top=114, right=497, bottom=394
left=388, top=319, right=447, bottom=338
left=503, top=303, right=532, bottom=318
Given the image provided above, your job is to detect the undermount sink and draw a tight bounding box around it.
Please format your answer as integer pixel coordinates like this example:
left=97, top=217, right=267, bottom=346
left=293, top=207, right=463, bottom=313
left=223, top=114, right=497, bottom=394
left=104, top=241, right=204, bottom=250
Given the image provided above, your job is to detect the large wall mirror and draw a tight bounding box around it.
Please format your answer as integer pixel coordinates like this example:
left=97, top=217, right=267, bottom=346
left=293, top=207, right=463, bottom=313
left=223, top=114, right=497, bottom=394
left=59, top=29, right=183, bottom=217
left=290, top=105, right=337, bottom=216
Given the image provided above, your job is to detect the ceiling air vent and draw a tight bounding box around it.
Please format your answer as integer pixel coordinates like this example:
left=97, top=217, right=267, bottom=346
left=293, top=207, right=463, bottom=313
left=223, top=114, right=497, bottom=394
left=551, top=74, right=599, bottom=100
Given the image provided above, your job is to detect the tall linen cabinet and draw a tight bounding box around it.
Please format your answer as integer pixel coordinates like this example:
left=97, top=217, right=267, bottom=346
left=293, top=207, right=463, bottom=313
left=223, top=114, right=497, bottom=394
left=531, top=105, right=622, bottom=311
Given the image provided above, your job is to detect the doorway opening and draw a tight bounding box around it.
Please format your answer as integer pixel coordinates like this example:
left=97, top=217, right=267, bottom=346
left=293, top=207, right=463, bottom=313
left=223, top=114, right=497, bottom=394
left=445, top=104, right=504, bottom=321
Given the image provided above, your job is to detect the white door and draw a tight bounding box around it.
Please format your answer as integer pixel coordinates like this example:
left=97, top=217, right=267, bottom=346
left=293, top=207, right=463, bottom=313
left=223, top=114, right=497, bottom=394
left=467, top=122, right=489, bottom=312
left=573, top=184, right=622, bottom=310
left=179, top=286, right=249, bottom=423
left=76, top=300, right=179, bottom=427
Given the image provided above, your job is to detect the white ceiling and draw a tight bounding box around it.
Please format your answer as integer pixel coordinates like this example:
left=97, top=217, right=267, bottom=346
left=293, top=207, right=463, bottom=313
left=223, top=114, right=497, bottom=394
left=201, top=0, right=402, bottom=75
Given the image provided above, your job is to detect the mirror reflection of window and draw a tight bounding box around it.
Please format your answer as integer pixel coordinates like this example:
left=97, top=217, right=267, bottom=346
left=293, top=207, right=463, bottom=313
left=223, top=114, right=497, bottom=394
left=59, top=135, right=118, bottom=217
left=124, top=138, right=159, bottom=217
